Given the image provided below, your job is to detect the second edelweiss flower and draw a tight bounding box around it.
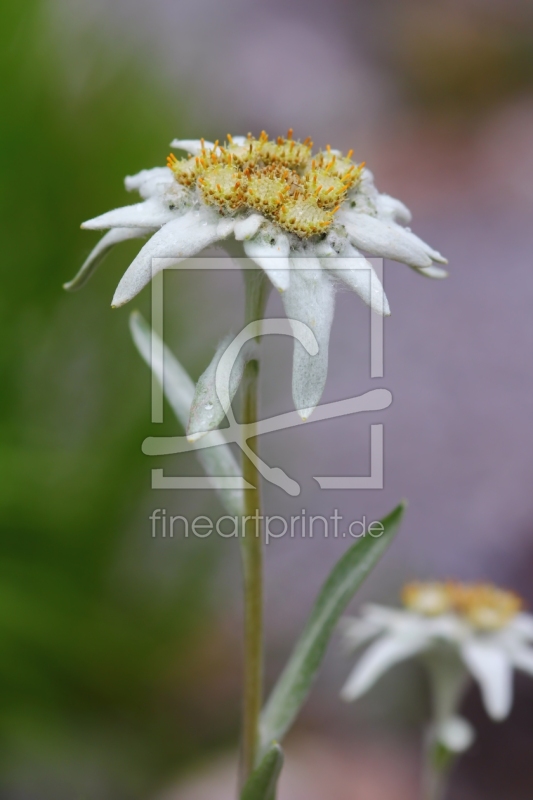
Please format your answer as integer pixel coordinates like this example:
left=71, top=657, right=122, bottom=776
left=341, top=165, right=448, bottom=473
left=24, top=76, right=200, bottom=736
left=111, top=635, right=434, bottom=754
left=67, top=130, right=447, bottom=420
left=340, top=581, right=533, bottom=752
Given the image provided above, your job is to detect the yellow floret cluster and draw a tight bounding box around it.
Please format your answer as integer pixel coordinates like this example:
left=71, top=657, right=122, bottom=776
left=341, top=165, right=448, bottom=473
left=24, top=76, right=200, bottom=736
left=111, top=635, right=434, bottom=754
left=166, top=130, right=364, bottom=238
left=402, top=581, right=523, bottom=631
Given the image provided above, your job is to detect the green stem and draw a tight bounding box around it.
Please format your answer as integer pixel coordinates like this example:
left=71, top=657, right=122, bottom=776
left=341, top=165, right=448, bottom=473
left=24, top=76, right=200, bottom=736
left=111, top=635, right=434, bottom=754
left=239, top=268, right=270, bottom=789
left=421, top=650, right=467, bottom=800
left=422, top=737, right=449, bottom=800
left=240, top=359, right=263, bottom=784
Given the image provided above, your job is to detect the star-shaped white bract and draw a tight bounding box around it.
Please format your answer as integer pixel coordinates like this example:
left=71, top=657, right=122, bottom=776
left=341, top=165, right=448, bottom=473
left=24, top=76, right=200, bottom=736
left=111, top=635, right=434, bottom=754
left=67, top=131, right=447, bottom=419
left=341, top=582, right=533, bottom=743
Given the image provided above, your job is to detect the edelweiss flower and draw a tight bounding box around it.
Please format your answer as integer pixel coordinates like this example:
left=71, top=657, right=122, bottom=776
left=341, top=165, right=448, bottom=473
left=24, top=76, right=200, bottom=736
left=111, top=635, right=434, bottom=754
left=341, top=581, right=533, bottom=750
left=67, top=130, right=447, bottom=419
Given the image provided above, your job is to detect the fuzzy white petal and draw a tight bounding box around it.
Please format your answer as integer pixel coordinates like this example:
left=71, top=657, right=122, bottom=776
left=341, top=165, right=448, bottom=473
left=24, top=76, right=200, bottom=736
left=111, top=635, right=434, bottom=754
left=322, top=242, right=390, bottom=316
left=360, top=604, right=413, bottom=627
left=356, top=168, right=379, bottom=206
left=360, top=605, right=465, bottom=643
left=217, top=216, right=235, bottom=238
left=187, top=336, right=255, bottom=441
left=243, top=230, right=291, bottom=292
left=338, top=211, right=433, bottom=270
left=124, top=167, right=174, bottom=199
left=424, top=614, right=469, bottom=642
left=510, top=613, right=533, bottom=641
left=339, top=616, right=383, bottom=652
left=340, top=633, right=428, bottom=701
left=376, top=194, right=412, bottom=225
left=461, top=639, right=513, bottom=720
left=82, top=197, right=177, bottom=230
left=509, top=643, right=533, bottom=676
left=401, top=228, right=448, bottom=265
left=64, top=227, right=154, bottom=291
left=415, top=265, right=449, bottom=279
left=112, top=208, right=222, bottom=307
left=170, top=138, right=215, bottom=155
left=359, top=604, right=428, bottom=636
left=282, top=256, right=335, bottom=420
left=234, top=214, right=265, bottom=241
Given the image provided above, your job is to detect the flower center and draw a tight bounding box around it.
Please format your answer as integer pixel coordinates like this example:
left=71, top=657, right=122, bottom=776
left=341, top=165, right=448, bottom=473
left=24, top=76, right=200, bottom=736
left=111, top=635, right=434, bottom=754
left=402, top=580, right=523, bottom=630
left=402, top=582, right=454, bottom=616
left=452, top=583, right=522, bottom=631
left=167, top=130, right=364, bottom=238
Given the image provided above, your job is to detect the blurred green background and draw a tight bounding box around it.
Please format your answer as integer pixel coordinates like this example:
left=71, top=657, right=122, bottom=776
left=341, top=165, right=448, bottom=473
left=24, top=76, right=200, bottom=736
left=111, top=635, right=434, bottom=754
left=0, top=3, right=232, bottom=797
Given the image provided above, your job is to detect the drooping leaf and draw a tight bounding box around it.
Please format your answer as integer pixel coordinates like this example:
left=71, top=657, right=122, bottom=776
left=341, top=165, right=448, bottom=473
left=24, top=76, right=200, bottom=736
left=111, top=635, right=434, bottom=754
left=187, top=335, right=256, bottom=441
left=129, top=310, right=244, bottom=515
left=259, top=502, right=405, bottom=754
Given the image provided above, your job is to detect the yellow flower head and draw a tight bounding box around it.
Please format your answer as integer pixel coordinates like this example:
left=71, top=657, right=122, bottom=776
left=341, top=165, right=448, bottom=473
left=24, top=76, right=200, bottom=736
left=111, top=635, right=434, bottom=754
left=402, top=581, right=455, bottom=616
left=451, top=583, right=523, bottom=631
left=402, top=580, right=523, bottom=631
left=166, top=130, right=364, bottom=238
left=197, top=164, right=246, bottom=211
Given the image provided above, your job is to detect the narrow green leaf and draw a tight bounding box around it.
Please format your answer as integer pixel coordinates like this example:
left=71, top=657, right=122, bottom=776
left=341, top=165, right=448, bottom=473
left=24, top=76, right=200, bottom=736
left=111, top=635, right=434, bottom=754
left=241, top=742, right=284, bottom=800
left=259, top=502, right=406, bottom=754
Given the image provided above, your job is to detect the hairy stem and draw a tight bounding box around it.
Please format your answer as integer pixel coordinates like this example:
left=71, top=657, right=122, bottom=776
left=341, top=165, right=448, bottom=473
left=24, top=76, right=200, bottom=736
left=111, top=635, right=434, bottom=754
left=422, top=744, right=447, bottom=800
left=422, top=731, right=458, bottom=800
left=240, top=358, right=263, bottom=784
left=239, top=268, right=270, bottom=789
left=421, top=651, right=467, bottom=800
